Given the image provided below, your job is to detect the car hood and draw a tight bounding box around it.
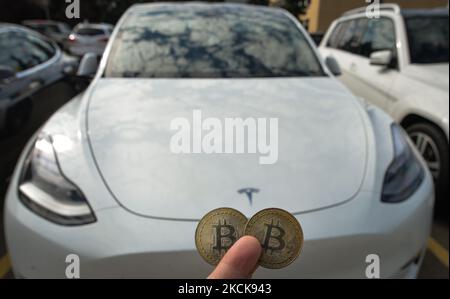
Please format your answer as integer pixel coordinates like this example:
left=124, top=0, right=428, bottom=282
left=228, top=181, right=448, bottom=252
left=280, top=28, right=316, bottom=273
left=403, top=63, right=449, bottom=92
left=87, top=78, right=367, bottom=220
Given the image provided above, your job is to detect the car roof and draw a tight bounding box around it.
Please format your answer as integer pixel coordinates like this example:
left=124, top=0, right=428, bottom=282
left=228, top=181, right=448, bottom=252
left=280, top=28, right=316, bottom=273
left=0, top=22, right=32, bottom=32
left=0, top=23, right=58, bottom=41
left=341, top=4, right=448, bottom=19
left=22, top=20, right=67, bottom=26
left=75, top=23, right=113, bottom=28
left=401, top=8, right=449, bottom=18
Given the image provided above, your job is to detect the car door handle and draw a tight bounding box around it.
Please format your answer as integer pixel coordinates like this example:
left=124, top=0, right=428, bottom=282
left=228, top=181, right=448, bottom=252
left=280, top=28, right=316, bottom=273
left=28, top=80, right=43, bottom=91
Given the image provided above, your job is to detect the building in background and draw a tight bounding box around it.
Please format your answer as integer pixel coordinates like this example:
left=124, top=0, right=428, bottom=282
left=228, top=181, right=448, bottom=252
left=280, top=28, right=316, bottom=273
left=301, top=0, right=448, bottom=33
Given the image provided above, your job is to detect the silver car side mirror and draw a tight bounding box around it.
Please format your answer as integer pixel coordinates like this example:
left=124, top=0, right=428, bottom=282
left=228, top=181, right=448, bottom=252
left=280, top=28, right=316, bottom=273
left=370, top=50, right=393, bottom=67
left=0, top=65, right=15, bottom=84
left=77, top=53, right=98, bottom=77
left=325, top=56, right=342, bottom=76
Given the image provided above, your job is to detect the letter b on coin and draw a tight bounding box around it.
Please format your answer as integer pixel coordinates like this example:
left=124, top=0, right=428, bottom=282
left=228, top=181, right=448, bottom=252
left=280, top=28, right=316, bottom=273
left=245, top=208, right=303, bottom=269
left=196, top=208, right=247, bottom=265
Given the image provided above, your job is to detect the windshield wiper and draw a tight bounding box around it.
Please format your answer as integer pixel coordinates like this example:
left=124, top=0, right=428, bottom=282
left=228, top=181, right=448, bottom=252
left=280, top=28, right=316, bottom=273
left=121, top=71, right=142, bottom=78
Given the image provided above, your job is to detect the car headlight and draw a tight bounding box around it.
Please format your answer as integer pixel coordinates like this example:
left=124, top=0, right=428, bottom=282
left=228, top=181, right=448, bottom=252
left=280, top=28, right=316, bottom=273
left=382, top=124, right=425, bottom=203
left=18, top=133, right=96, bottom=225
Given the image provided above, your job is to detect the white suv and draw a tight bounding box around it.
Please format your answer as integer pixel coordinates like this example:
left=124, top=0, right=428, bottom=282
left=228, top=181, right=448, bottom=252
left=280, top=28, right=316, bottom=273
left=319, top=4, right=449, bottom=202
left=68, top=23, right=113, bottom=57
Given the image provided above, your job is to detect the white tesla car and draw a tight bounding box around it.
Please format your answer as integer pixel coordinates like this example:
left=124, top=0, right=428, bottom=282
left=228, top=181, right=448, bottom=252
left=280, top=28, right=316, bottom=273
left=4, top=3, right=434, bottom=279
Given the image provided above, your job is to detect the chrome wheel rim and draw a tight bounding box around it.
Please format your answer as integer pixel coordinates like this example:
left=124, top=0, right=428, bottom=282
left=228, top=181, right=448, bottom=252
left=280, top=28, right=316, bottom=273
left=409, top=131, right=441, bottom=180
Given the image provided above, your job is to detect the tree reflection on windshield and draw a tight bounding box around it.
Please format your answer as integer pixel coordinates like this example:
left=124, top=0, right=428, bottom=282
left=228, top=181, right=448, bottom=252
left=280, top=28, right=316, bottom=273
left=105, top=5, right=325, bottom=78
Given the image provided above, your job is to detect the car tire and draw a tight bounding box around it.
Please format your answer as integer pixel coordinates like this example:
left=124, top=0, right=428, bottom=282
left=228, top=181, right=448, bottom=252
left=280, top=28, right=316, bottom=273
left=5, top=98, right=33, bottom=135
left=406, top=122, right=449, bottom=214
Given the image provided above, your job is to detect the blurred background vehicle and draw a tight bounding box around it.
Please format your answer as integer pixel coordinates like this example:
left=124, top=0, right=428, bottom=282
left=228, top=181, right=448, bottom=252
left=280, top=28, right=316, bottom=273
left=299, top=0, right=448, bottom=33
left=21, top=20, right=71, bottom=49
left=319, top=4, right=449, bottom=210
left=67, top=23, right=113, bottom=57
left=0, top=23, right=78, bottom=135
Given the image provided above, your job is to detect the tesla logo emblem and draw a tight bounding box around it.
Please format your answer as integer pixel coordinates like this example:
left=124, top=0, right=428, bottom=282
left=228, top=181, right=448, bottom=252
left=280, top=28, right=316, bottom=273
left=238, top=188, right=259, bottom=205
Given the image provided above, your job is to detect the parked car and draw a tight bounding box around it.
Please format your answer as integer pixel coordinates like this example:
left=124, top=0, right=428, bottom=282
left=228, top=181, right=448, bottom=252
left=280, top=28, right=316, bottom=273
left=22, top=20, right=71, bottom=48
left=67, top=23, right=113, bottom=57
left=319, top=4, right=449, bottom=201
left=5, top=3, right=433, bottom=278
left=0, top=23, right=78, bottom=134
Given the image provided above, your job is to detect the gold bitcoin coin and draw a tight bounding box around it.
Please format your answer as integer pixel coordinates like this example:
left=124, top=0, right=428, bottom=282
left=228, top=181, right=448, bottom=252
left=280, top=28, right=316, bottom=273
left=245, top=208, right=303, bottom=269
left=195, top=207, right=248, bottom=266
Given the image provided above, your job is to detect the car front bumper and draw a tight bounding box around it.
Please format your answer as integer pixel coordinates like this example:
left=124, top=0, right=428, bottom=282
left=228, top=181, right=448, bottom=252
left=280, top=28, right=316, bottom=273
left=68, top=44, right=105, bottom=57
left=4, top=165, right=434, bottom=279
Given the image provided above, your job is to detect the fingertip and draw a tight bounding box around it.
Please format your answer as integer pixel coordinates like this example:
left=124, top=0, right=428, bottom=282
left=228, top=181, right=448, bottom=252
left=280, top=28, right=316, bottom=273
left=238, top=235, right=262, bottom=256
left=208, top=236, right=262, bottom=279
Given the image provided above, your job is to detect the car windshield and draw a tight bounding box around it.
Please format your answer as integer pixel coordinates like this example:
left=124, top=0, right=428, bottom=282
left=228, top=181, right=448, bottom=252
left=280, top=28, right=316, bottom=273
left=60, top=23, right=71, bottom=33
left=104, top=6, right=325, bottom=78
left=30, top=24, right=60, bottom=34
left=75, top=27, right=105, bottom=36
left=405, top=16, right=449, bottom=64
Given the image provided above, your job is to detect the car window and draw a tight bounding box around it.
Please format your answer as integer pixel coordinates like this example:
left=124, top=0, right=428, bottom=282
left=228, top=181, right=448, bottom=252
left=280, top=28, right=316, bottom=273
left=27, top=24, right=42, bottom=33
left=59, top=23, right=72, bottom=34
left=360, top=18, right=396, bottom=58
left=75, top=28, right=105, bottom=36
left=25, top=32, right=56, bottom=59
left=0, top=30, right=55, bottom=74
left=105, top=6, right=326, bottom=78
left=43, top=24, right=61, bottom=34
left=0, top=32, right=19, bottom=72
left=326, top=21, right=348, bottom=48
left=29, top=24, right=60, bottom=35
left=337, top=18, right=368, bottom=54
left=405, top=16, right=448, bottom=64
